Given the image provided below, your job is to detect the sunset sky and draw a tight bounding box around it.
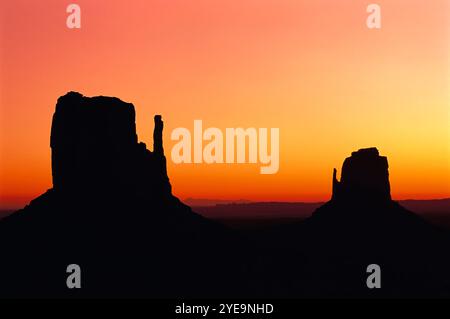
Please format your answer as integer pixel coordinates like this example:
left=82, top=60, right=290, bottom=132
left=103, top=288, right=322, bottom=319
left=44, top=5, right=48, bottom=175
left=1, top=0, right=449, bottom=209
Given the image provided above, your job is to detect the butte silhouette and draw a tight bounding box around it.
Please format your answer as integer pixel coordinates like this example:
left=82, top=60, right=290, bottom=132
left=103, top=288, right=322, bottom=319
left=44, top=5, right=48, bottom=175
left=256, top=147, right=450, bottom=297
left=0, top=92, right=449, bottom=298
left=0, top=92, right=241, bottom=297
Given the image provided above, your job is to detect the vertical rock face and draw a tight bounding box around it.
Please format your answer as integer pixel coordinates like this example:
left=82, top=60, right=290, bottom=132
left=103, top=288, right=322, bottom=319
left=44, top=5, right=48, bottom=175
left=332, top=147, right=391, bottom=202
left=153, top=115, right=164, bottom=156
left=50, top=91, right=171, bottom=199
left=0, top=92, right=233, bottom=297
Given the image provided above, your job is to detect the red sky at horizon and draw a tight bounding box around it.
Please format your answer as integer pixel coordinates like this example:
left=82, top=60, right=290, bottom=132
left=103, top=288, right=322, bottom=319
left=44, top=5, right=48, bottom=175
left=1, top=0, right=449, bottom=209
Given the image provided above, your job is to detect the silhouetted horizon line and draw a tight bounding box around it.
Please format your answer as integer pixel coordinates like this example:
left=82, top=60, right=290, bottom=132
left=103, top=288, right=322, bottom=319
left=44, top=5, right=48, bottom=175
left=1, top=196, right=449, bottom=212
left=184, top=197, right=450, bottom=206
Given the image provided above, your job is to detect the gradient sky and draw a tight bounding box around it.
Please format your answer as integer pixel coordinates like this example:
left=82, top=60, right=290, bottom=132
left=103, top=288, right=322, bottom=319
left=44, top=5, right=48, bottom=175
left=1, top=0, right=449, bottom=209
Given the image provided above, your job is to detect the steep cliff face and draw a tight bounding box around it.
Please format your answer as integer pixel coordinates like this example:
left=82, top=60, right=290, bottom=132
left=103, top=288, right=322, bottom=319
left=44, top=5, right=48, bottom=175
left=332, top=147, right=391, bottom=203
left=0, top=92, right=236, bottom=297
left=50, top=91, right=171, bottom=200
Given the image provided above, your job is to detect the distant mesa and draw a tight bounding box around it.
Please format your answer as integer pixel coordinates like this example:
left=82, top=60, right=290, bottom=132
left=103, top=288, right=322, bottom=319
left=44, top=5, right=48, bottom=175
left=184, top=198, right=251, bottom=207
left=332, top=147, right=391, bottom=203
left=0, top=91, right=233, bottom=297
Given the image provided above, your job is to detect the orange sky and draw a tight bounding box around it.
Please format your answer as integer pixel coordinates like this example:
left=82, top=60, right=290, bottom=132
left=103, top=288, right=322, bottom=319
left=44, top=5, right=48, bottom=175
left=0, top=0, right=449, bottom=209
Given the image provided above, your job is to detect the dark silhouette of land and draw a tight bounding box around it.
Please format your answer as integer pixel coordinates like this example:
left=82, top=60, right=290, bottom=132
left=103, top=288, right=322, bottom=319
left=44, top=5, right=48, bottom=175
left=3, top=199, right=449, bottom=228
left=257, top=148, right=450, bottom=297
left=0, top=92, right=449, bottom=298
left=0, top=92, right=242, bottom=297
left=184, top=198, right=251, bottom=207
left=192, top=199, right=450, bottom=230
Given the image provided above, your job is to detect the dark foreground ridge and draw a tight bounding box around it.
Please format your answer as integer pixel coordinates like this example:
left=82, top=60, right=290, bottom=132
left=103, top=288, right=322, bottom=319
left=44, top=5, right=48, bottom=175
left=0, top=92, right=449, bottom=298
